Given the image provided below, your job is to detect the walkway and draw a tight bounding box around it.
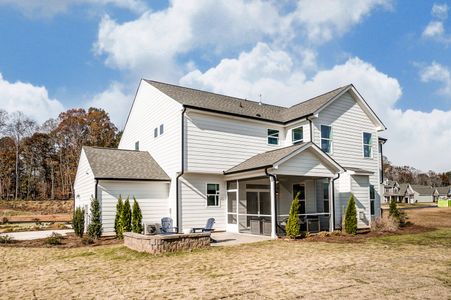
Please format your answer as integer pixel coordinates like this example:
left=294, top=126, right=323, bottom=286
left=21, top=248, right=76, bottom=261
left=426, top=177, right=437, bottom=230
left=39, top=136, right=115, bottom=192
left=211, top=232, right=272, bottom=246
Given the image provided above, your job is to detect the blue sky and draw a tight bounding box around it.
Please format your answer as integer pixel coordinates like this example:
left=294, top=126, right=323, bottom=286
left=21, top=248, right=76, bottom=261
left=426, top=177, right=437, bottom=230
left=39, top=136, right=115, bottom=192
left=0, top=0, right=450, bottom=171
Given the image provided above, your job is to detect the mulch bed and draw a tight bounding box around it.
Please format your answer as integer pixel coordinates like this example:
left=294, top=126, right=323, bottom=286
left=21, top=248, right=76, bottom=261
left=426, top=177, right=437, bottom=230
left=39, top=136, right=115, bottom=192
left=0, top=234, right=121, bottom=248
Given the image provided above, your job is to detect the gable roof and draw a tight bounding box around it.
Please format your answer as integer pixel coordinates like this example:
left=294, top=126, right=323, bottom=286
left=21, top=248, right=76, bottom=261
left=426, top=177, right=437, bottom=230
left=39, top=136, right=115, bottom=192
left=224, top=142, right=343, bottom=175
left=409, top=185, right=435, bottom=196
left=145, top=80, right=353, bottom=124
left=83, top=146, right=170, bottom=181
left=435, top=186, right=451, bottom=195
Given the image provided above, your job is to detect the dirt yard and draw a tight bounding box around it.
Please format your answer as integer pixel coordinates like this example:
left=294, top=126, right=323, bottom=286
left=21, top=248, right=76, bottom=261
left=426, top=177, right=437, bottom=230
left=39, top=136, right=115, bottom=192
left=0, top=208, right=450, bottom=299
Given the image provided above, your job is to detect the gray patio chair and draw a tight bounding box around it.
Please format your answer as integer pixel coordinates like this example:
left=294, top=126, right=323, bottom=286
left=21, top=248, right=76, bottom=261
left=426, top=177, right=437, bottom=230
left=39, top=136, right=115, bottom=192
left=161, top=217, right=178, bottom=234
left=191, top=218, right=215, bottom=233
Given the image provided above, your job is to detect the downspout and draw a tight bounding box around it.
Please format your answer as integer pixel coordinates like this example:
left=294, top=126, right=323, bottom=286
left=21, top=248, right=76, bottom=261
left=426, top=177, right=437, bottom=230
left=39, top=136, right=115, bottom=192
left=95, top=179, right=99, bottom=200
left=265, top=167, right=278, bottom=237
left=175, top=107, right=187, bottom=232
left=331, top=172, right=341, bottom=231
left=379, top=142, right=384, bottom=184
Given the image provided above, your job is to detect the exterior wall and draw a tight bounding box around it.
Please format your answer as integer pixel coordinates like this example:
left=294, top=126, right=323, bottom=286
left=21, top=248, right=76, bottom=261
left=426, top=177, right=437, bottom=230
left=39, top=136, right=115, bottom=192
left=284, top=121, right=311, bottom=145
left=278, top=177, right=317, bottom=215
left=312, top=92, right=382, bottom=225
left=98, top=180, right=170, bottom=235
left=414, top=194, right=434, bottom=203
left=118, top=81, right=182, bottom=221
left=185, top=111, right=285, bottom=173
left=350, top=175, right=371, bottom=228
left=274, top=149, right=335, bottom=177
left=73, top=149, right=95, bottom=210
left=180, top=173, right=226, bottom=232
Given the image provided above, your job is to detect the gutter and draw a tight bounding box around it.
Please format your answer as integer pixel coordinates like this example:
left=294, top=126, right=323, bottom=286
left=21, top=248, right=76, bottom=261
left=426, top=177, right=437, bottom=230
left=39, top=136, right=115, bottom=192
left=265, top=167, right=278, bottom=237
left=175, top=107, right=187, bottom=232
left=331, top=172, right=341, bottom=231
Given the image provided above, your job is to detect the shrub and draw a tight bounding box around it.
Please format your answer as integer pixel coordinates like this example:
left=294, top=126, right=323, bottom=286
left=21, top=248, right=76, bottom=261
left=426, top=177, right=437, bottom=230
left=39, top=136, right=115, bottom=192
left=47, top=232, right=63, bottom=245
left=87, top=197, right=103, bottom=239
left=371, top=216, right=399, bottom=232
left=81, top=236, right=95, bottom=245
left=1, top=217, right=8, bottom=224
left=344, top=194, right=358, bottom=235
left=72, top=207, right=85, bottom=238
left=286, top=192, right=301, bottom=238
left=121, top=197, right=132, bottom=233
left=0, top=235, right=13, bottom=244
left=114, top=195, right=124, bottom=238
left=389, top=198, right=401, bottom=220
left=131, top=197, right=143, bottom=234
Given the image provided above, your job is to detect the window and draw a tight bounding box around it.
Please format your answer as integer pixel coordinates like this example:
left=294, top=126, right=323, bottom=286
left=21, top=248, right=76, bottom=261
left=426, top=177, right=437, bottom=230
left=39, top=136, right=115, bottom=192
left=321, top=125, right=332, bottom=153
left=207, top=183, right=220, bottom=207
left=323, top=182, right=329, bottom=213
left=292, top=127, right=303, bottom=144
left=363, top=132, right=372, bottom=158
left=370, top=184, right=375, bottom=215
left=293, top=184, right=306, bottom=214
left=267, top=129, right=279, bottom=145
left=134, top=141, right=139, bottom=151
left=154, top=127, right=158, bottom=138
left=159, top=124, right=164, bottom=135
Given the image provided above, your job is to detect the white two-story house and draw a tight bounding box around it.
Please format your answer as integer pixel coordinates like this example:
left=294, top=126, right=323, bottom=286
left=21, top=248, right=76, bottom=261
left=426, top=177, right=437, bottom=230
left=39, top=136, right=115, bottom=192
left=74, top=80, right=386, bottom=238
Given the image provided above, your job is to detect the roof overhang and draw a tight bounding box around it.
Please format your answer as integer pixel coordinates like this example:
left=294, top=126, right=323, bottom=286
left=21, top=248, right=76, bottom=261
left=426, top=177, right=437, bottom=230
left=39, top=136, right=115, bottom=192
left=95, top=177, right=170, bottom=182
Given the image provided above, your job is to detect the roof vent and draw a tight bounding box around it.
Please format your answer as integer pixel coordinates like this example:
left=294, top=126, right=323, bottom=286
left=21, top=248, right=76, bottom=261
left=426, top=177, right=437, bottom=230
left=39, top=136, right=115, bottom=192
left=256, top=113, right=261, bottom=117
left=239, top=102, right=243, bottom=108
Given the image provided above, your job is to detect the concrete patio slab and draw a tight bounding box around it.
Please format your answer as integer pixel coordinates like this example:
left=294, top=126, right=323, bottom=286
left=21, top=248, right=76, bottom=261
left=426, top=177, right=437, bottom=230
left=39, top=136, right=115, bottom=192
left=210, top=232, right=272, bottom=246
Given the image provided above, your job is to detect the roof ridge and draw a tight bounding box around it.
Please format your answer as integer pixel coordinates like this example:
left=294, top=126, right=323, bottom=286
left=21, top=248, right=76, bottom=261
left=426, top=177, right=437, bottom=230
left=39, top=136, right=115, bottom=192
left=83, top=146, right=146, bottom=153
left=144, top=79, right=288, bottom=109
left=288, top=84, right=351, bottom=109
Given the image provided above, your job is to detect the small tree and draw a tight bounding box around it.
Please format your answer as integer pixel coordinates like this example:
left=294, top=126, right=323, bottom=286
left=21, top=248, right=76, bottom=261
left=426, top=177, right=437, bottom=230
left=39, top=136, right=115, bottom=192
left=131, top=197, right=143, bottom=233
left=286, top=192, right=301, bottom=238
left=344, top=193, right=357, bottom=234
left=72, top=207, right=85, bottom=238
left=114, top=195, right=124, bottom=238
left=389, top=198, right=400, bottom=220
left=121, top=196, right=132, bottom=233
left=87, top=197, right=102, bottom=239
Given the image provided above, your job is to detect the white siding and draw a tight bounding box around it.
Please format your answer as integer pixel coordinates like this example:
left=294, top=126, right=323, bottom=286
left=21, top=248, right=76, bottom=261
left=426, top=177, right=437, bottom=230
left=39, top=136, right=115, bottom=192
left=284, top=121, right=310, bottom=145
left=274, top=149, right=335, bottom=177
left=180, top=173, right=226, bottom=231
left=186, top=111, right=285, bottom=173
left=313, top=92, right=382, bottom=223
left=118, top=81, right=182, bottom=221
left=350, top=175, right=371, bottom=228
left=73, top=149, right=95, bottom=209
left=98, top=180, right=170, bottom=235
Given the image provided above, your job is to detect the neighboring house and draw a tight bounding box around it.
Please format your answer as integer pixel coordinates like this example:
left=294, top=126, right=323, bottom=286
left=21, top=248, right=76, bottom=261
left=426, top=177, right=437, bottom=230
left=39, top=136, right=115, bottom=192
left=434, top=186, right=451, bottom=200
left=383, top=179, right=443, bottom=203
left=74, top=80, right=386, bottom=238
left=405, top=185, right=436, bottom=203
left=383, top=180, right=406, bottom=203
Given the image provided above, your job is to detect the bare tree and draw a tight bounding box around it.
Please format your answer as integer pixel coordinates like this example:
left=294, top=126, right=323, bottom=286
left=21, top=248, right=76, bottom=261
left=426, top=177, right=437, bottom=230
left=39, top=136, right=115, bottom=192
left=6, top=112, right=36, bottom=199
left=0, top=110, right=7, bottom=134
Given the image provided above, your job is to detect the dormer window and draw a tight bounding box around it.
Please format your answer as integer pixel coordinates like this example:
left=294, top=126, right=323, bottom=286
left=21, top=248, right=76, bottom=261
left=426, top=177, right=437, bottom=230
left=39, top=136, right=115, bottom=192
left=292, top=127, right=303, bottom=144
left=267, top=129, right=279, bottom=145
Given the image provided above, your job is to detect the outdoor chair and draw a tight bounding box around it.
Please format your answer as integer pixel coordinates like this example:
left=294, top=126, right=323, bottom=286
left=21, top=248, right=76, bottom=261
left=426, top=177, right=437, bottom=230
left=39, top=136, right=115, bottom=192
left=191, top=218, right=215, bottom=233
left=161, top=217, right=178, bottom=234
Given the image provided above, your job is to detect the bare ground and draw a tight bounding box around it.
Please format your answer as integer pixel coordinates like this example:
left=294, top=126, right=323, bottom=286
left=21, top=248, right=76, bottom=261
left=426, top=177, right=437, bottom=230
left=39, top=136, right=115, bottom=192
left=0, top=208, right=450, bottom=299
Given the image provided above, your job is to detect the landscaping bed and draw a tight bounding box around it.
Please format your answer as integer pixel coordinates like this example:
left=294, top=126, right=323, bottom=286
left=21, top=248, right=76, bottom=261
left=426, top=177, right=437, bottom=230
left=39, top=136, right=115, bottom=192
left=0, top=234, right=120, bottom=248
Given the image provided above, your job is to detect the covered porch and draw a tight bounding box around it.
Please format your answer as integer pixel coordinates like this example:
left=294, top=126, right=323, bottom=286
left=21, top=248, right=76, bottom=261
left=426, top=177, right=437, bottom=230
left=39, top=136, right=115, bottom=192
left=224, top=142, right=343, bottom=238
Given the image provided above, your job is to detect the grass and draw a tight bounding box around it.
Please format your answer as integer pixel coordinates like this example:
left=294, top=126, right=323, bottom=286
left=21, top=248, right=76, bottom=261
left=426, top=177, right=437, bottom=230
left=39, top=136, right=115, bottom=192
left=370, top=228, right=451, bottom=247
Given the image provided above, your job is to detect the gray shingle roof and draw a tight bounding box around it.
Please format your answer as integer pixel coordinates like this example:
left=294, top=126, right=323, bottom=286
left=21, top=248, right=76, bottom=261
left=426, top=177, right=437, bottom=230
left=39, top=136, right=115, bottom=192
left=83, top=146, right=170, bottom=181
left=145, top=80, right=350, bottom=124
left=435, top=186, right=451, bottom=195
left=224, top=143, right=306, bottom=174
left=410, top=185, right=434, bottom=196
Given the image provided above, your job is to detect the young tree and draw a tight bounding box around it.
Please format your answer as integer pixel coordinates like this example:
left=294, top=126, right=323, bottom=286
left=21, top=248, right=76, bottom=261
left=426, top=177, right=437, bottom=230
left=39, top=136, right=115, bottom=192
left=131, top=197, right=143, bottom=234
left=344, top=194, right=357, bottom=234
left=87, top=197, right=102, bottom=239
left=114, top=195, right=124, bottom=238
left=389, top=198, right=400, bottom=220
left=121, top=197, right=132, bottom=233
left=286, top=192, right=301, bottom=238
left=72, top=207, right=85, bottom=238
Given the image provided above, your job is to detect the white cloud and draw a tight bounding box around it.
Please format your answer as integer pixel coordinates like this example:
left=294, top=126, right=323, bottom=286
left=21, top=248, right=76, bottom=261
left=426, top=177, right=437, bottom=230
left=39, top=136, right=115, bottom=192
left=0, top=0, right=147, bottom=18
left=432, top=3, right=448, bottom=20
left=419, top=61, right=451, bottom=95
left=180, top=44, right=450, bottom=172
left=422, top=3, right=451, bottom=44
left=0, top=73, right=64, bottom=123
left=423, top=21, right=445, bottom=38
left=291, top=0, right=392, bottom=43
left=86, top=82, right=132, bottom=129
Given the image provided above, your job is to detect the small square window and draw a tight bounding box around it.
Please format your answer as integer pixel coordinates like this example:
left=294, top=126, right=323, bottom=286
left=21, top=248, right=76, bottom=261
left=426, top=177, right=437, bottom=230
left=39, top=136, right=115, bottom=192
left=292, top=127, right=303, bottom=144
left=206, top=183, right=220, bottom=207
left=160, top=124, right=164, bottom=135
left=267, top=129, right=279, bottom=145
left=154, top=127, right=158, bottom=138
left=135, top=141, right=139, bottom=151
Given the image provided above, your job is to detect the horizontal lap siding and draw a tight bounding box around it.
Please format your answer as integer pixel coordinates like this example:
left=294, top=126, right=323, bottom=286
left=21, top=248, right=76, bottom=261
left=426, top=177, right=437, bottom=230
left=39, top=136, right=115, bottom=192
left=98, top=181, right=170, bottom=234
left=74, top=150, right=95, bottom=209
left=351, top=175, right=370, bottom=228
left=275, top=149, right=334, bottom=177
left=181, top=174, right=226, bottom=231
left=313, top=92, right=381, bottom=224
left=186, top=112, right=284, bottom=173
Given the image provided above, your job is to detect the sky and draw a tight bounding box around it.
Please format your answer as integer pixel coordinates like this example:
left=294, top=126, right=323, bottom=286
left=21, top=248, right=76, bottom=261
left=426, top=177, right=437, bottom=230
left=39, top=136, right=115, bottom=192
left=0, top=0, right=450, bottom=172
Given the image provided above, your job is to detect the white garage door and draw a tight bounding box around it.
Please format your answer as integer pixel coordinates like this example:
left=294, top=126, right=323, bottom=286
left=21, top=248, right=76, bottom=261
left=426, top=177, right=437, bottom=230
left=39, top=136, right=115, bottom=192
left=98, top=180, right=170, bottom=234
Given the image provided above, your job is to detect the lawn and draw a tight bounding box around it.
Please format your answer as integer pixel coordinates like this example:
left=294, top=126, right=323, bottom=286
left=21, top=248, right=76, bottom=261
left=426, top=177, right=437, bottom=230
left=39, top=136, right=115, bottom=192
left=1, top=208, right=450, bottom=299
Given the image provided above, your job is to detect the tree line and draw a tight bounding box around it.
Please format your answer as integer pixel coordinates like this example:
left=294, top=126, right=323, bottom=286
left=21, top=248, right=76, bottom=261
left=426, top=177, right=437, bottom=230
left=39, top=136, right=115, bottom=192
left=383, top=157, right=451, bottom=187
left=0, top=108, right=120, bottom=200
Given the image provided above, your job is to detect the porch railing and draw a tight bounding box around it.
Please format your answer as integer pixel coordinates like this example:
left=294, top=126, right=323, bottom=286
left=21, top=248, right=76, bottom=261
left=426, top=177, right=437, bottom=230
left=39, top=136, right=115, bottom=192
left=277, top=213, right=331, bottom=235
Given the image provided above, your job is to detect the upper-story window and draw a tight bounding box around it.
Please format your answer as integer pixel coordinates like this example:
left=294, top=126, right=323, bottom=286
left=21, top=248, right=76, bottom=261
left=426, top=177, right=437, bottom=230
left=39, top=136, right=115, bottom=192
left=206, top=183, right=220, bottom=207
left=292, top=127, right=303, bottom=144
left=135, top=141, right=139, bottom=151
left=320, top=125, right=332, bottom=154
left=154, top=127, right=158, bottom=138
left=267, top=129, right=279, bottom=145
left=363, top=132, right=372, bottom=158
left=160, top=124, right=164, bottom=135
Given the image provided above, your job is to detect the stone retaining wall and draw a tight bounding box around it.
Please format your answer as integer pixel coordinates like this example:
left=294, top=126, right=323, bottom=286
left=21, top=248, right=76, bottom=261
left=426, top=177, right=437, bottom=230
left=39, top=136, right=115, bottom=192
left=124, top=232, right=211, bottom=254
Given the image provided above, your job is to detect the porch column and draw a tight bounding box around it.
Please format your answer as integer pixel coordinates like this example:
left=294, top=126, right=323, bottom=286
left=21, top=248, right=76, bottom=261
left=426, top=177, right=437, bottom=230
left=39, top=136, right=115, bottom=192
left=270, top=176, right=277, bottom=239
left=328, top=177, right=334, bottom=232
